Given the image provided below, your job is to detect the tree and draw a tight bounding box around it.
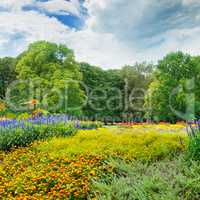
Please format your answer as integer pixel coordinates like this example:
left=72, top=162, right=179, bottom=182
left=120, top=62, right=153, bottom=120
left=145, top=52, right=198, bottom=122
left=12, top=41, right=85, bottom=115
left=0, top=57, right=16, bottom=99
left=80, top=62, right=123, bottom=121
left=80, top=62, right=153, bottom=122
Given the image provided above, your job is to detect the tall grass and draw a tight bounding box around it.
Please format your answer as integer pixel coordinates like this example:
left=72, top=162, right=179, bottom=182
left=93, top=156, right=200, bottom=200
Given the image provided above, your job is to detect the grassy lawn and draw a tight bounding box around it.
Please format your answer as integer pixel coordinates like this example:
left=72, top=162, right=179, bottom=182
left=0, top=125, right=198, bottom=200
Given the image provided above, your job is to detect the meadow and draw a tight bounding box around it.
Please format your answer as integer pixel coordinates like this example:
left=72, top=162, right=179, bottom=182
left=1, top=123, right=199, bottom=200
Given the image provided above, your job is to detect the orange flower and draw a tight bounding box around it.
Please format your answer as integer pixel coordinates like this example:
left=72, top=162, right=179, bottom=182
left=30, top=99, right=39, bottom=105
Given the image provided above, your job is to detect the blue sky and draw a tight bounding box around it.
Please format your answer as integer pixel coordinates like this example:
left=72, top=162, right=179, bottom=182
left=0, top=0, right=200, bottom=68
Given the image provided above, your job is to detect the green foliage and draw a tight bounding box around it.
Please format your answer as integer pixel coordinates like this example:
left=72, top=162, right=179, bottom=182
left=188, top=132, right=200, bottom=161
left=0, top=122, right=76, bottom=151
left=5, top=112, right=17, bottom=119
left=0, top=57, right=16, bottom=99
left=120, top=63, right=153, bottom=119
left=80, top=62, right=153, bottom=121
left=0, top=100, right=6, bottom=116
left=78, top=121, right=103, bottom=130
left=13, top=41, right=85, bottom=115
left=17, top=112, right=30, bottom=120
left=0, top=121, right=102, bottom=151
left=80, top=62, right=123, bottom=120
left=145, top=52, right=198, bottom=122
left=1, top=41, right=200, bottom=123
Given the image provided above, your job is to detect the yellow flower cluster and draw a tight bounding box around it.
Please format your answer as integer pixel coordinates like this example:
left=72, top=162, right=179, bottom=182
left=128, top=124, right=186, bottom=137
left=37, top=126, right=187, bottom=161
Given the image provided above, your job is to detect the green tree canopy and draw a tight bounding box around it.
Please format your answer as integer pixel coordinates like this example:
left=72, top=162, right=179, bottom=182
left=0, top=57, right=16, bottom=99
left=12, top=41, right=85, bottom=115
left=80, top=62, right=123, bottom=121
left=145, top=51, right=198, bottom=122
left=80, top=62, right=153, bottom=121
left=120, top=63, right=153, bottom=120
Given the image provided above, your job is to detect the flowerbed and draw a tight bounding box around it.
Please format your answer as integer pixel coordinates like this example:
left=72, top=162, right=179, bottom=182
left=0, top=147, right=102, bottom=199
left=37, top=127, right=187, bottom=161
left=0, top=115, right=103, bottom=151
left=0, top=125, right=188, bottom=199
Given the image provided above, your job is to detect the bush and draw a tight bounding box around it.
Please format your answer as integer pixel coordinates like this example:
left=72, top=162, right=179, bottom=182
left=186, top=121, right=200, bottom=161
left=32, top=109, right=49, bottom=117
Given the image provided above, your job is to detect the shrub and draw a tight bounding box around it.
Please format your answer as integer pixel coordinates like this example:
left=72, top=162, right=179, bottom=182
left=5, top=112, right=17, bottom=119
left=32, top=109, right=49, bottom=117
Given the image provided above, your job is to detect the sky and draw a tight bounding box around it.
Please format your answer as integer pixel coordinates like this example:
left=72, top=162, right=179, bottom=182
left=0, top=0, right=200, bottom=68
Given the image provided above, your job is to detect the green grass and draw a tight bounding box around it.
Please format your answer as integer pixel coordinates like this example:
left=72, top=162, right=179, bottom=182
left=93, top=155, right=200, bottom=200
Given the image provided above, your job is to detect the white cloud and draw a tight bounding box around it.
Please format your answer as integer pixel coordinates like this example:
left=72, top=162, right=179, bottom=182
left=0, top=0, right=137, bottom=68
left=0, top=10, right=70, bottom=56
left=65, top=0, right=149, bottom=68
left=0, top=1, right=200, bottom=68
left=0, top=0, right=33, bottom=11
left=36, top=0, right=81, bottom=16
left=0, top=0, right=81, bottom=16
left=68, top=0, right=200, bottom=68
left=67, top=29, right=135, bottom=68
left=182, top=0, right=200, bottom=5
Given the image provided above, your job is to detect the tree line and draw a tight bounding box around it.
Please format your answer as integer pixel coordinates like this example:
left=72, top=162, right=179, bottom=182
left=0, top=41, right=200, bottom=122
